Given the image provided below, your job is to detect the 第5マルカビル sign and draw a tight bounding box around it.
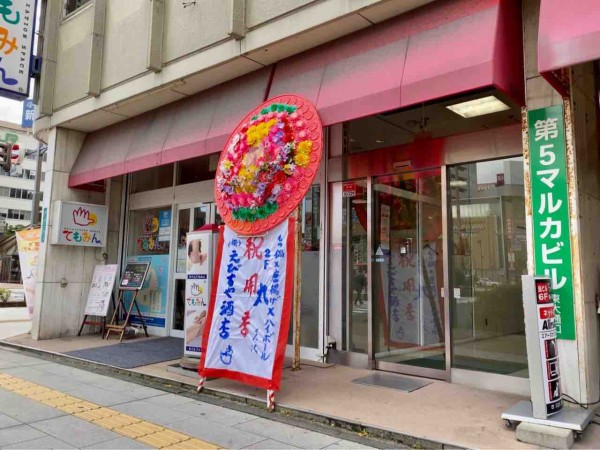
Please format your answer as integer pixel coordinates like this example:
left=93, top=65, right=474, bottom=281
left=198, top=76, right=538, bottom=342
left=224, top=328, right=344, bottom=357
left=51, top=201, right=108, bottom=247
left=529, top=105, right=575, bottom=340
left=0, top=1, right=38, bottom=100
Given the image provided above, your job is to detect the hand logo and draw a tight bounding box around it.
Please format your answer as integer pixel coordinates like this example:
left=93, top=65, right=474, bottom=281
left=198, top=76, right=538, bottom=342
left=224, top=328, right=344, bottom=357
left=190, top=283, right=203, bottom=296
left=72, top=207, right=97, bottom=226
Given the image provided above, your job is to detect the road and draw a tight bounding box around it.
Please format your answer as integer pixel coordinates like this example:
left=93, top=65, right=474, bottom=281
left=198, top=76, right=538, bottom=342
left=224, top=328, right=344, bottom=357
left=0, top=307, right=30, bottom=340
left=0, top=347, right=376, bottom=449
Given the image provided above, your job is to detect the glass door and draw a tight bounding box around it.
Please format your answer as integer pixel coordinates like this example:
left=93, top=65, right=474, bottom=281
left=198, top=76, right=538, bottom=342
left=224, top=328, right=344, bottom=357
left=170, top=203, right=209, bottom=338
left=371, top=170, right=446, bottom=378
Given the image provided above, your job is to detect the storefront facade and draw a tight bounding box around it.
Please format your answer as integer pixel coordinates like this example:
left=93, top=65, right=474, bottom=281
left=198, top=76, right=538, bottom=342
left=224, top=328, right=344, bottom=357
left=31, top=0, right=600, bottom=403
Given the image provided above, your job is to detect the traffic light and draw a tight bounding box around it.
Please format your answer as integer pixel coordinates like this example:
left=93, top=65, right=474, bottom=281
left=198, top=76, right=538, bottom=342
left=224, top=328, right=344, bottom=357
left=0, top=142, right=14, bottom=172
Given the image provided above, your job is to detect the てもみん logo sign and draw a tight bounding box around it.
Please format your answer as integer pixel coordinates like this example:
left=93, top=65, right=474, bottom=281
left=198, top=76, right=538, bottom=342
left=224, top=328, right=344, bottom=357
left=51, top=201, right=108, bottom=247
left=215, top=95, right=323, bottom=235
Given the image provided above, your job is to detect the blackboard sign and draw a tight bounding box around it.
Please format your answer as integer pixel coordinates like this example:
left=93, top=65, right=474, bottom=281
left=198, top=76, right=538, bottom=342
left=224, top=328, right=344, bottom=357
left=120, top=262, right=150, bottom=290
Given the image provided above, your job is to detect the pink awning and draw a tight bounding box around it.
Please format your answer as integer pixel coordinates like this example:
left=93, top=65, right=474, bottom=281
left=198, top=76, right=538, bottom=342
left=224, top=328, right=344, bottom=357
left=69, top=69, right=271, bottom=187
left=538, top=0, right=600, bottom=73
left=269, top=0, right=523, bottom=126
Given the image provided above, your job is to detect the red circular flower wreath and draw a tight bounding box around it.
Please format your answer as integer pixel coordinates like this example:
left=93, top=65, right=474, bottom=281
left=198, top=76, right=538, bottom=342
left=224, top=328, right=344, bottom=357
left=215, top=95, right=323, bottom=235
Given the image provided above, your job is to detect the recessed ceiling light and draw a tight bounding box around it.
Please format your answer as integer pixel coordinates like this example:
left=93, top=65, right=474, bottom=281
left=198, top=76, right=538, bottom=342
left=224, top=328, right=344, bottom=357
left=446, top=96, right=510, bottom=118
left=375, top=139, right=384, bottom=143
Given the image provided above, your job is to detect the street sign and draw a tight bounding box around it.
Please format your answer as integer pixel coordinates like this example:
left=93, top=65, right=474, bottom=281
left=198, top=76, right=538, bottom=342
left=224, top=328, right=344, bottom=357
left=21, top=99, right=35, bottom=128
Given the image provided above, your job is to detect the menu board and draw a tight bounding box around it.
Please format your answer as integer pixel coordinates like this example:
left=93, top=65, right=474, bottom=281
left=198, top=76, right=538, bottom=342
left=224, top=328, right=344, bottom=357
left=84, top=265, right=118, bottom=316
left=120, top=262, right=150, bottom=290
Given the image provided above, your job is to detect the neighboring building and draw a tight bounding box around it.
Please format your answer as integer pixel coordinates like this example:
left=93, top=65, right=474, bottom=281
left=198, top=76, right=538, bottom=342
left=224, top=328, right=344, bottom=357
left=0, top=121, right=45, bottom=231
left=29, top=0, right=600, bottom=413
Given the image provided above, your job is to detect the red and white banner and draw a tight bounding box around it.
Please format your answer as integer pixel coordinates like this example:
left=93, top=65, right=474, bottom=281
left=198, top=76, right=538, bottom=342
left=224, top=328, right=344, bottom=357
left=199, top=218, right=295, bottom=390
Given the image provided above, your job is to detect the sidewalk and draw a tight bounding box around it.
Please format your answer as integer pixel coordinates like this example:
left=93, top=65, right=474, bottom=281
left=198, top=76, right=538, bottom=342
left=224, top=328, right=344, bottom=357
left=3, top=332, right=600, bottom=449
left=0, top=347, right=373, bottom=449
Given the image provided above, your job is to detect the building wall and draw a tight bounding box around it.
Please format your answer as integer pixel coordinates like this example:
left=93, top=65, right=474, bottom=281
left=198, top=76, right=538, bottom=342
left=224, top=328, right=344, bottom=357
left=522, top=0, right=600, bottom=403
left=35, top=0, right=434, bottom=136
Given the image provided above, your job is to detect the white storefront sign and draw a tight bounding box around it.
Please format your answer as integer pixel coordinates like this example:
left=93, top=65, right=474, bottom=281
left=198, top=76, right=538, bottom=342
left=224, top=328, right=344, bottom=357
left=51, top=201, right=108, bottom=247
left=184, top=230, right=214, bottom=358
left=83, top=265, right=118, bottom=317
left=0, top=1, right=38, bottom=100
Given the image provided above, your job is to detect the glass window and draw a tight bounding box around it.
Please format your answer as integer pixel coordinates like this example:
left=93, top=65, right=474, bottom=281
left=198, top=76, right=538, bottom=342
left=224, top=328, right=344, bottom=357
left=449, top=157, right=528, bottom=377
left=127, top=208, right=171, bottom=256
left=176, top=155, right=218, bottom=185
left=130, top=165, right=174, bottom=194
left=64, top=0, right=91, bottom=16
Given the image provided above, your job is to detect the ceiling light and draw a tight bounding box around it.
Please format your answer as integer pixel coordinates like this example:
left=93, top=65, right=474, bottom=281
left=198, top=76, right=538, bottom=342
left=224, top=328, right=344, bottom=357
left=446, top=96, right=510, bottom=118
left=375, top=139, right=384, bottom=144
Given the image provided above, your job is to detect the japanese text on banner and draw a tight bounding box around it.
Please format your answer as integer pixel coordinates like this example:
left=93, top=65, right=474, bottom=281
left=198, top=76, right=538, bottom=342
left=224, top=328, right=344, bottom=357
left=201, top=220, right=293, bottom=390
left=529, top=104, right=575, bottom=340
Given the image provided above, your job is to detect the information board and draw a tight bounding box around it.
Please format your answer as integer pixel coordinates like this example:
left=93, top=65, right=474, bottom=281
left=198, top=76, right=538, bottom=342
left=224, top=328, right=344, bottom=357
left=120, top=262, right=150, bottom=290
left=84, top=265, right=118, bottom=316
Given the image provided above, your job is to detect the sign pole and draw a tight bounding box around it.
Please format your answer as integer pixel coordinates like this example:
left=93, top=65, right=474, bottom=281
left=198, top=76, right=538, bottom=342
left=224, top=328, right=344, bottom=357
left=292, top=207, right=302, bottom=371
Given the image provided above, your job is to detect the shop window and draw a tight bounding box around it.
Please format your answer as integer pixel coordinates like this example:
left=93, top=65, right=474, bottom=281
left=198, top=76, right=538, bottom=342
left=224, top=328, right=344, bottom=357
left=130, top=164, right=174, bottom=194
left=448, top=157, right=528, bottom=377
left=64, top=0, right=92, bottom=16
left=176, top=155, right=218, bottom=186
left=125, top=207, right=172, bottom=328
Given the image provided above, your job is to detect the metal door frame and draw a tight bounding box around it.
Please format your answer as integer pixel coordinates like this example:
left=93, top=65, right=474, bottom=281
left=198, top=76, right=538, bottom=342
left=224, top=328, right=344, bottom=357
left=367, top=166, right=451, bottom=381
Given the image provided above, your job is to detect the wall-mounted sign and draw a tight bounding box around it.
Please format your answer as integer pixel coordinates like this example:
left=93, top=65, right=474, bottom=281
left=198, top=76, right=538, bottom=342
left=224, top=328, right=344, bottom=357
left=529, top=105, right=575, bottom=340
left=51, top=201, right=108, bottom=247
left=215, top=95, right=323, bottom=235
left=342, top=182, right=357, bottom=198
left=0, top=1, right=38, bottom=100
left=21, top=99, right=35, bottom=128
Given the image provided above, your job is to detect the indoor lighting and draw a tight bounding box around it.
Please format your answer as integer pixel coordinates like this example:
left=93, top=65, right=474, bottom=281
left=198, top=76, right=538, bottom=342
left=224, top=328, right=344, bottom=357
left=446, top=96, right=510, bottom=118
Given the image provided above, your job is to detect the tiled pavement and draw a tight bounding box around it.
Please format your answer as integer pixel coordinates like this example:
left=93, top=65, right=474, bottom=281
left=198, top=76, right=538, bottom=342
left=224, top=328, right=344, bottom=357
left=0, top=347, right=375, bottom=449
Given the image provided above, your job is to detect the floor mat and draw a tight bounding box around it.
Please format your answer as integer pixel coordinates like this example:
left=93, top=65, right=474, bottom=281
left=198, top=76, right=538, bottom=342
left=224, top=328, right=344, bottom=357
left=65, top=337, right=183, bottom=369
left=352, top=373, right=432, bottom=392
left=400, top=354, right=528, bottom=376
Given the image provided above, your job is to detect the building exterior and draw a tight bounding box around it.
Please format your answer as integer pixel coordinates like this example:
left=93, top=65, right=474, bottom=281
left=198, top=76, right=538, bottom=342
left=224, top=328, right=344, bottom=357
left=0, top=121, right=46, bottom=231
left=30, top=0, right=600, bottom=410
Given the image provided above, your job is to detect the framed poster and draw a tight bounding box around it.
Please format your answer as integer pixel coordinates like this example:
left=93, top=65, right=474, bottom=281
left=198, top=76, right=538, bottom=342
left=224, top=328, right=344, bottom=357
left=84, top=265, right=118, bottom=317
left=120, top=262, right=150, bottom=290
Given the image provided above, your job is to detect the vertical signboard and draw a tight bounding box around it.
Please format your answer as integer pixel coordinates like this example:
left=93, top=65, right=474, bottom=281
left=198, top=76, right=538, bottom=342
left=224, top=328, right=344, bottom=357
left=21, top=98, right=34, bottom=128
left=528, top=105, right=575, bottom=340
left=15, top=228, right=40, bottom=318
left=184, top=230, right=213, bottom=357
left=0, top=1, right=38, bottom=100
left=523, top=275, right=562, bottom=418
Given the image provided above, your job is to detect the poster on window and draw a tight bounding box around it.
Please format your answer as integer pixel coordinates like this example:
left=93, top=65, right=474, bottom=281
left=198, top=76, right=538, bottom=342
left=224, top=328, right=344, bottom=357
left=184, top=231, right=213, bottom=357
left=199, top=219, right=295, bottom=390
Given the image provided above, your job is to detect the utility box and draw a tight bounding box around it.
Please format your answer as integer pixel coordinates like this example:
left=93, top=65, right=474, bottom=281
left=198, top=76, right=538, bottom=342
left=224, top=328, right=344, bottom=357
left=522, top=275, right=562, bottom=419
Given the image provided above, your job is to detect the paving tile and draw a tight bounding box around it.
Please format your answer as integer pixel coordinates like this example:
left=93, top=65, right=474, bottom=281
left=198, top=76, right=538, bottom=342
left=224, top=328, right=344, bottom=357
left=243, top=438, right=301, bottom=449
left=0, top=413, right=21, bottom=430
left=173, top=401, right=259, bottom=427
left=126, top=385, right=168, bottom=400
left=30, top=415, right=121, bottom=448
left=61, top=385, right=138, bottom=407
left=144, top=393, right=196, bottom=409
left=0, top=391, right=66, bottom=423
left=84, top=436, right=152, bottom=449
left=2, top=435, right=76, bottom=449
left=236, top=418, right=340, bottom=449
left=169, top=416, right=265, bottom=449
left=0, top=425, right=46, bottom=447
left=111, top=399, right=195, bottom=426
left=324, top=439, right=375, bottom=449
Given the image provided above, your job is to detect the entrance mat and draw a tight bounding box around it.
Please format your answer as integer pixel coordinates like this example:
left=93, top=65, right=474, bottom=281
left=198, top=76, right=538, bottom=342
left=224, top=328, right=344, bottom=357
left=400, top=354, right=528, bottom=376
left=65, top=337, right=183, bottom=369
left=352, top=373, right=432, bottom=393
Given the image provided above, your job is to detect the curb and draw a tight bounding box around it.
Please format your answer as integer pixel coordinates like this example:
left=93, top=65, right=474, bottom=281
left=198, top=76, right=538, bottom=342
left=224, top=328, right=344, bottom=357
left=0, top=339, right=467, bottom=450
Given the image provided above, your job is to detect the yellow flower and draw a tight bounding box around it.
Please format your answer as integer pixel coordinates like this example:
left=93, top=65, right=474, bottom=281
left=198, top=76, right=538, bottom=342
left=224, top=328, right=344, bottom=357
left=297, top=140, right=312, bottom=155
left=294, top=152, right=310, bottom=167
left=284, top=164, right=294, bottom=175
left=247, top=131, right=258, bottom=145
left=221, top=160, right=233, bottom=171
